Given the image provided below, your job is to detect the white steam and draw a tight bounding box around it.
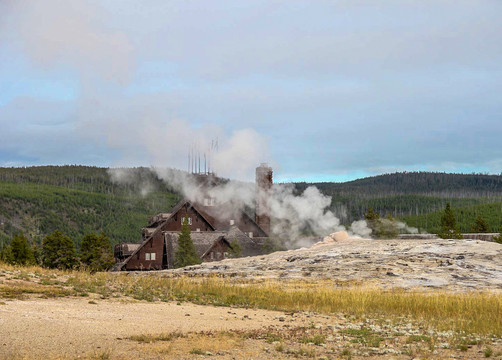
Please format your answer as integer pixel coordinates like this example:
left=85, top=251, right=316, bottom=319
left=110, top=164, right=348, bottom=245
left=396, top=221, right=419, bottom=234
left=349, top=220, right=373, bottom=238
left=268, top=185, right=345, bottom=244
left=109, top=164, right=421, bottom=246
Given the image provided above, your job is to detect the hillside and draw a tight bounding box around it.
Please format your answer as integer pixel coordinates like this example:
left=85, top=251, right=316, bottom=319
left=0, top=166, right=180, bottom=248
left=297, top=172, right=502, bottom=197
left=403, top=201, right=502, bottom=234
left=296, top=172, right=502, bottom=225
left=1, top=167, right=502, bottom=249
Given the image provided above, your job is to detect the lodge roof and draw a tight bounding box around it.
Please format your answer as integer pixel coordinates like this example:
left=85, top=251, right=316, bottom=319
left=114, top=198, right=267, bottom=271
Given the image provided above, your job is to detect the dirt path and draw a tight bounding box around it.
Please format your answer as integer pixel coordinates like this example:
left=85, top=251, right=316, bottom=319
left=2, top=295, right=501, bottom=360
left=0, top=297, right=300, bottom=359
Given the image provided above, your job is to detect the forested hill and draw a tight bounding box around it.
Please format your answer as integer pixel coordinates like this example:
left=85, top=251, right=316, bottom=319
left=295, top=172, right=502, bottom=228
left=0, top=166, right=181, bottom=247
left=1, top=167, right=502, bottom=248
left=296, top=172, right=502, bottom=198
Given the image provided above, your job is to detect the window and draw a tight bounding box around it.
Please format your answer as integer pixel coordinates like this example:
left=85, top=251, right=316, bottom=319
left=145, top=252, right=156, bottom=261
left=181, top=217, right=192, bottom=225
left=229, top=219, right=235, bottom=226
left=151, top=252, right=156, bottom=261
left=145, top=253, right=150, bottom=261
left=249, top=232, right=253, bottom=238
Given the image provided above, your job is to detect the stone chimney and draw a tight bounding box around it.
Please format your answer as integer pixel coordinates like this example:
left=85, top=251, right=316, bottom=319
left=255, top=163, right=273, bottom=235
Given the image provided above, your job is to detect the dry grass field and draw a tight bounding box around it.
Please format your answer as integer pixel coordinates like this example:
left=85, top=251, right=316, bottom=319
left=1, top=262, right=502, bottom=359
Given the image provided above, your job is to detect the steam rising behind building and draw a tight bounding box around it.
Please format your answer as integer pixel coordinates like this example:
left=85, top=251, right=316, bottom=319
left=113, top=164, right=273, bottom=271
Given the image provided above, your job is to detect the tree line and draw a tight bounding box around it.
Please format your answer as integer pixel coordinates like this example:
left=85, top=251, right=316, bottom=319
left=0, top=230, right=114, bottom=272
left=363, top=203, right=502, bottom=240
left=435, top=202, right=502, bottom=241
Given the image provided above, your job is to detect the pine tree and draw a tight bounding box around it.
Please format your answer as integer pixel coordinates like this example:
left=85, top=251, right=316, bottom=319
left=174, top=217, right=201, bottom=268
left=228, top=238, right=242, bottom=258
left=471, top=216, right=490, bottom=233
left=364, top=207, right=380, bottom=221
left=7, top=233, right=35, bottom=265
left=42, top=231, right=77, bottom=269
left=80, top=232, right=114, bottom=272
left=376, top=214, right=399, bottom=239
left=438, top=203, right=463, bottom=239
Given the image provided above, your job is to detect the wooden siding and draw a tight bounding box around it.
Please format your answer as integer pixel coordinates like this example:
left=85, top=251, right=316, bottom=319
left=201, top=240, right=230, bottom=262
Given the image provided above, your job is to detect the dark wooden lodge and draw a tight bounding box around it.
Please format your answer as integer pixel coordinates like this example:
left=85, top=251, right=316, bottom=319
left=113, top=164, right=273, bottom=271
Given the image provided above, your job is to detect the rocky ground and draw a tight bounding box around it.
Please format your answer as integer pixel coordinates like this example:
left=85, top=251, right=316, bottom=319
left=166, top=236, right=502, bottom=291
left=2, top=236, right=502, bottom=359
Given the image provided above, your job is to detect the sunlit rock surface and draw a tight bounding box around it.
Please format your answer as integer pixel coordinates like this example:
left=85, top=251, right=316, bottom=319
left=159, top=237, right=502, bottom=291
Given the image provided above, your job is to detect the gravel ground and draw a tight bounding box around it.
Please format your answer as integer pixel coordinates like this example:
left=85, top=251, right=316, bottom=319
left=1, top=295, right=502, bottom=359
left=0, top=296, right=289, bottom=358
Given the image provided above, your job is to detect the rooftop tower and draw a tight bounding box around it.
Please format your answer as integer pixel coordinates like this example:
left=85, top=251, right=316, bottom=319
left=255, top=163, right=273, bottom=235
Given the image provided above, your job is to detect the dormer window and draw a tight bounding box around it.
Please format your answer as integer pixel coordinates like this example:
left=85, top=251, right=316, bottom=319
left=181, top=217, right=192, bottom=225
left=204, top=197, right=216, bottom=206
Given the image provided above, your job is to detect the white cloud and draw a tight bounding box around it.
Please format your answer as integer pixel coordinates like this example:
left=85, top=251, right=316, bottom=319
left=1, top=0, right=502, bottom=179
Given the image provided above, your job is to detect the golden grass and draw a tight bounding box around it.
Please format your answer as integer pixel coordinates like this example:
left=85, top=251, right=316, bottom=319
left=0, top=283, right=74, bottom=299
left=128, top=331, right=244, bottom=359
left=2, top=261, right=502, bottom=336
left=67, top=272, right=502, bottom=336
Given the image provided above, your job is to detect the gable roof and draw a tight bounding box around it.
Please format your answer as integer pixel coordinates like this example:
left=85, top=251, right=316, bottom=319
left=114, top=198, right=267, bottom=270
left=201, top=236, right=232, bottom=259
left=224, top=225, right=266, bottom=257
left=196, top=201, right=269, bottom=237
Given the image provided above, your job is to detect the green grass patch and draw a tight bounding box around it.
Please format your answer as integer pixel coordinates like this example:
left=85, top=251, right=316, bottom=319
left=406, top=334, right=432, bottom=343
left=0, top=283, right=74, bottom=299
left=127, top=332, right=184, bottom=343
left=189, top=348, right=205, bottom=355
left=340, top=328, right=384, bottom=348
left=265, top=332, right=283, bottom=343
left=300, top=334, right=326, bottom=345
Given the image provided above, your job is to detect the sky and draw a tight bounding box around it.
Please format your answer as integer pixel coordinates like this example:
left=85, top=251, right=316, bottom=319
left=1, top=0, right=501, bottom=182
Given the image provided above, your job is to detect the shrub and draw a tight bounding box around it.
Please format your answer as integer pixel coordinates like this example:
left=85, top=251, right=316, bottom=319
left=1, top=233, right=35, bottom=265
left=80, top=232, right=114, bottom=272
left=42, top=231, right=77, bottom=269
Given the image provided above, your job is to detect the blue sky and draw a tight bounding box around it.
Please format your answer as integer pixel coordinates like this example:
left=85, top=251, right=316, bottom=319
left=1, top=1, right=501, bottom=182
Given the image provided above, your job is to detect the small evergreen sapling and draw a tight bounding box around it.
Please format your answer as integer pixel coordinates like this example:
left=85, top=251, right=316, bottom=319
left=174, top=217, right=201, bottom=268
left=228, top=238, right=242, bottom=258
left=471, top=216, right=490, bottom=233
left=438, top=203, right=463, bottom=239
left=493, top=227, right=502, bottom=244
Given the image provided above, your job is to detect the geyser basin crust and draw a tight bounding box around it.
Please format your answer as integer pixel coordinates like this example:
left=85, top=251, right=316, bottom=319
left=162, top=238, right=502, bottom=291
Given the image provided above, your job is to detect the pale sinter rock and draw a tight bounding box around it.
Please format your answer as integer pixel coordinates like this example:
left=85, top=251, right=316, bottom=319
left=315, top=231, right=349, bottom=246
